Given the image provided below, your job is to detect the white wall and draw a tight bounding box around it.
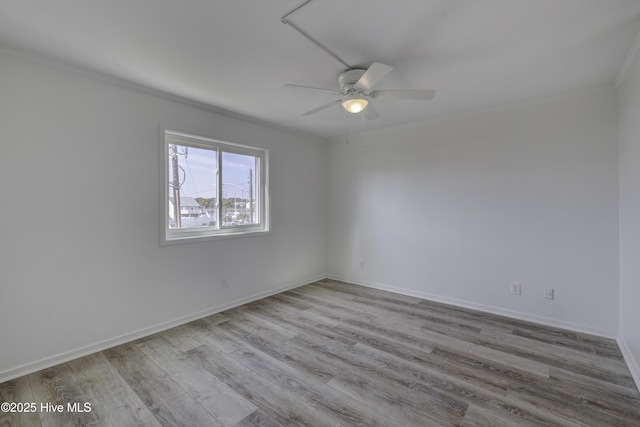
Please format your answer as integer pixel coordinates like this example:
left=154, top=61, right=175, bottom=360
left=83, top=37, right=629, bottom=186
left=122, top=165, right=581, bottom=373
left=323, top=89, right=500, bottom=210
left=328, top=87, right=620, bottom=336
left=618, top=48, right=640, bottom=384
left=0, top=50, right=327, bottom=381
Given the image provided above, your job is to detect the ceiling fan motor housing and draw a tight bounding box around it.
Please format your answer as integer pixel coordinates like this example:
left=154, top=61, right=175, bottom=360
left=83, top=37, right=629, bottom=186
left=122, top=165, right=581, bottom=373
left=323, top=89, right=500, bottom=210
left=339, top=69, right=366, bottom=94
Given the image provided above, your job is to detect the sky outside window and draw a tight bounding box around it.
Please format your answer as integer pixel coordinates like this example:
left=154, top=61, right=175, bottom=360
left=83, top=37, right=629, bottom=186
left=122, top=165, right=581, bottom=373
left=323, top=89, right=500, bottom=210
left=169, top=145, right=256, bottom=201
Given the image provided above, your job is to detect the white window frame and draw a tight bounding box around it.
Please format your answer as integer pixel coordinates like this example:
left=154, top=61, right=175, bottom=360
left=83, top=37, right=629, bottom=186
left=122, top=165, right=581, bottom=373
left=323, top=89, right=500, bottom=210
left=161, top=129, right=269, bottom=245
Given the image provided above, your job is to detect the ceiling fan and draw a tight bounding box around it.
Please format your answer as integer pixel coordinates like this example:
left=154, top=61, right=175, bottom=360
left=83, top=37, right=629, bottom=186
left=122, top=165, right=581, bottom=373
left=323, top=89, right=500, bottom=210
left=285, top=62, right=436, bottom=120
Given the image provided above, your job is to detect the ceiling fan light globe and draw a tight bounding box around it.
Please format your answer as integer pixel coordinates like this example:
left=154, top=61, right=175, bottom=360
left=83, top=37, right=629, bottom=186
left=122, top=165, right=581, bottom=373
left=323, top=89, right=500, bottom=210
left=342, top=98, right=369, bottom=113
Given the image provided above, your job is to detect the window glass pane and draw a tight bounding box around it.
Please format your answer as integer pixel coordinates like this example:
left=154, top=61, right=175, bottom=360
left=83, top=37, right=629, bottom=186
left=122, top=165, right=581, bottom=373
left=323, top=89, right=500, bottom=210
left=221, top=151, right=259, bottom=226
left=163, top=129, right=267, bottom=245
left=167, top=143, right=217, bottom=229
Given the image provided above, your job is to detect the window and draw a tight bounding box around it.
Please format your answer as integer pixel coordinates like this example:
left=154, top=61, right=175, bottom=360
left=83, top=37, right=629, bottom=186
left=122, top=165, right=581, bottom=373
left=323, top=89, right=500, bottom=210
left=162, top=130, right=268, bottom=244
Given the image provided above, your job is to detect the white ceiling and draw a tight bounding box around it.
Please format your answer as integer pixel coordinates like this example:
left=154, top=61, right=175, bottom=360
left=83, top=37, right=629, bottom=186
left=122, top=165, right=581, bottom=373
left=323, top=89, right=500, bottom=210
left=1, top=0, right=640, bottom=138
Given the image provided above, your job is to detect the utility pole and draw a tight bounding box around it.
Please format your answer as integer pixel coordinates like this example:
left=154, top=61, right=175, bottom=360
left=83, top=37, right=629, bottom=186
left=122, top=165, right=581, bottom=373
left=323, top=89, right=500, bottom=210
left=169, top=145, right=182, bottom=228
left=248, top=168, right=254, bottom=223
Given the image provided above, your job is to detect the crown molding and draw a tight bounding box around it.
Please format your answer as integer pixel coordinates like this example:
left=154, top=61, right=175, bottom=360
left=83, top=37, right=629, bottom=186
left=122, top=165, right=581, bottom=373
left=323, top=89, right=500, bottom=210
left=0, top=43, right=323, bottom=142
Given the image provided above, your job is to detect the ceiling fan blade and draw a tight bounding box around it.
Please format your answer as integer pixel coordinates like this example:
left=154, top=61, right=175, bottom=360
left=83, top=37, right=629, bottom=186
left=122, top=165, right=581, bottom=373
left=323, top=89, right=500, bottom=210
left=284, top=84, right=342, bottom=96
left=370, top=90, right=436, bottom=100
left=355, top=62, right=393, bottom=92
left=302, top=99, right=341, bottom=116
left=363, top=103, right=380, bottom=120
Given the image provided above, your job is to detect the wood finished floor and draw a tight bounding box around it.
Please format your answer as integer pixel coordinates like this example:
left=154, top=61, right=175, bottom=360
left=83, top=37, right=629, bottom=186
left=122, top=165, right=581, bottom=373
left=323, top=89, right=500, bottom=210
left=1, top=279, right=639, bottom=426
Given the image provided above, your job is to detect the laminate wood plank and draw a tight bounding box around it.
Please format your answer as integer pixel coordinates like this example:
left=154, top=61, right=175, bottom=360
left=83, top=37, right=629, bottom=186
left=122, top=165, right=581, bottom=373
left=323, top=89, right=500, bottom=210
left=482, top=323, right=625, bottom=367
left=416, top=296, right=580, bottom=341
left=232, top=300, right=347, bottom=346
left=246, top=296, right=343, bottom=332
left=223, top=308, right=298, bottom=341
left=428, top=343, right=638, bottom=425
left=337, top=315, right=550, bottom=378
left=0, top=376, right=41, bottom=427
left=268, top=293, right=313, bottom=311
left=244, top=330, right=340, bottom=383
left=28, top=363, right=81, bottom=405
left=351, top=342, right=582, bottom=427
left=318, top=280, right=424, bottom=306
left=216, top=319, right=294, bottom=360
left=461, top=403, right=528, bottom=427
left=577, top=332, right=624, bottom=353
left=237, top=305, right=344, bottom=344
left=137, top=335, right=257, bottom=425
left=512, top=327, right=625, bottom=359
left=343, top=317, right=438, bottom=354
left=216, top=317, right=340, bottom=384
left=294, top=331, right=503, bottom=425
left=478, top=328, right=636, bottom=393
left=102, top=343, right=185, bottom=411
left=426, top=346, right=539, bottom=392
left=28, top=364, right=102, bottom=427
left=375, top=308, right=436, bottom=329
left=550, top=365, right=640, bottom=410
left=188, top=344, right=342, bottom=426
left=506, top=370, right=640, bottom=426
left=68, top=352, right=128, bottom=399
left=287, top=333, right=468, bottom=425
left=324, top=321, right=440, bottom=366
left=151, top=393, right=224, bottom=427
left=159, top=324, right=206, bottom=352
left=350, top=293, right=488, bottom=333
left=327, top=373, right=460, bottom=426
left=300, top=285, right=434, bottom=329
left=296, top=328, right=511, bottom=398
left=472, top=322, right=630, bottom=383
left=478, top=326, right=632, bottom=379
left=228, top=346, right=402, bottom=426
left=547, top=367, right=640, bottom=424
left=194, top=311, right=230, bottom=327
left=234, top=409, right=282, bottom=427
left=316, top=286, right=520, bottom=357
left=290, top=282, right=358, bottom=301
left=287, top=286, right=390, bottom=320
left=449, top=323, right=636, bottom=388
left=250, top=308, right=357, bottom=359
left=422, top=328, right=551, bottom=377
left=270, top=336, right=351, bottom=384
left=91, top=384, right=161, bottom=427
left=189, top=318, right=245, bottom=354
left=278, top=290, right=378, bottom=323
left=249, top=312, right=356, bottom=359
left=279, top=294, right=438, bottom=356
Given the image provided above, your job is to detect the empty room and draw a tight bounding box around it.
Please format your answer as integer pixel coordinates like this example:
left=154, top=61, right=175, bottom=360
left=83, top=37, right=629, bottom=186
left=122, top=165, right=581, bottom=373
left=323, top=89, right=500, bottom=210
left=1, top=1, right=640, bottom=425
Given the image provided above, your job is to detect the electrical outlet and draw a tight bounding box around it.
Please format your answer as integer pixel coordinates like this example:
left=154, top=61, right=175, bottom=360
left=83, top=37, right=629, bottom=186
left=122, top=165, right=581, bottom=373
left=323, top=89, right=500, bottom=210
left=510, top=282, right=521, bottom=295
left=544, top=288, right=554, bottom=300
left=360, top=260, right=365, bottom=270
left=221, top=278, right=229, bottom=289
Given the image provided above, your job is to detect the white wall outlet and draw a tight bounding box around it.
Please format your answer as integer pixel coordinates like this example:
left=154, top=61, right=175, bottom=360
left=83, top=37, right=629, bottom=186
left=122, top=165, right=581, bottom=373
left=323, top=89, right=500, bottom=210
left=221, top=278, right=229, bottom=289
left=360, top=260, right=366, bottom=270
left=510, top=282, right=521, bottom=295
left=544, top=288, right=554, bottom=300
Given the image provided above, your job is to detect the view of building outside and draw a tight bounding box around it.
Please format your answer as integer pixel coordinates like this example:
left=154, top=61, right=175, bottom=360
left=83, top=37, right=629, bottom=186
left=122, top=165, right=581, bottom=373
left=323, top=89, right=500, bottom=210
left=168, top=144, right=259, bottom=229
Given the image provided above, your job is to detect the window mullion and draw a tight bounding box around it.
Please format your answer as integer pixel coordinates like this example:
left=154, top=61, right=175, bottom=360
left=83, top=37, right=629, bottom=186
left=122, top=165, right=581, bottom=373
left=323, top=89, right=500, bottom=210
left=217, top=148, right=223, bottom=229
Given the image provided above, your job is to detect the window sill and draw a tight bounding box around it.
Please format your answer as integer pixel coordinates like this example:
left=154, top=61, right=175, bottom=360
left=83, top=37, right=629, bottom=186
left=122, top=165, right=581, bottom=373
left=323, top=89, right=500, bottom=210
left=161, top=228, right=270, bottom=246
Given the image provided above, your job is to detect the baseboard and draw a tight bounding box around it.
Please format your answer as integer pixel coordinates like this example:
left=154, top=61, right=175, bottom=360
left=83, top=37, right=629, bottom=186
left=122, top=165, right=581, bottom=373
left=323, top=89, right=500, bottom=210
left=0, top=274, right=325, bottom=383
left=618, top=334, right=640, bottom=392
left=327, top=275, right=619, bottom=339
